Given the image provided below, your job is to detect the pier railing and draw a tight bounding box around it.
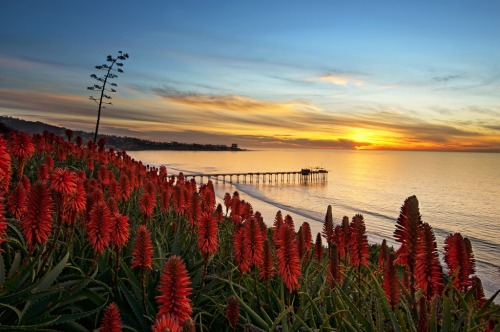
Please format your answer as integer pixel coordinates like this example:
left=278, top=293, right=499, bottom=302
left=181, top=168, right=328, bottom=184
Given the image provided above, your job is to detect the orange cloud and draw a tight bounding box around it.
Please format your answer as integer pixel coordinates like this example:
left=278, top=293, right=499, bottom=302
left=152, top=88, right=320, bottom=114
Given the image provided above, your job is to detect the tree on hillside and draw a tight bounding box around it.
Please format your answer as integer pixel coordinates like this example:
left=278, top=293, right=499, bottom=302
left=87, top=51, right=129, bottom=144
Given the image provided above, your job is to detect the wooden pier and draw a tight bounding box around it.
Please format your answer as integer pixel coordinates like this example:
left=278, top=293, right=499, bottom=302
left=182, top=168, right=328, bottom=184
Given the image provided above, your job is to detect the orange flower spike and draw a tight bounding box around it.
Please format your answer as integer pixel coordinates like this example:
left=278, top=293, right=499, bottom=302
left=0, top=193, right=8, bottom=250
left=393, top=195, right=422, bottom=296
left=314, top=232, right=323, bottom=261
left=416, top=223, right=443, bottom=298
left=20, top=181, right=54, bottom=248
left=37, top=164, right=49, bottom=182
left=156, top=255, right=193, bottom=323
left=233, top=223, right=250, bottom=273
left=111, top=213, right=130, bottom=251
left=245, top=217, right=264, bottom=267
left=86, top=201, right=112, bottom=255
left=444, top=233, right=475, bottom=292
left=215, top=203, right=224, bottom=223
left=9, top=132, right=34, bottom=169
left=131, top=225, right=154, bottom=271
left=99, top=302, right=122, bottom=332
left=323, top=205, right=334, bottom=245
left=348, top=214, right=369, bottom=268
left=301, top=222, right=312, bottom=251
left=260, top=238, right=275, bottom=280
left=226, top=295, right=239, bottom=331
left=197, top=212, right=218, bottom=262
left=327, top=244, right=341, bottom=289
left=273, top=210, right=283, bottom=248
left=7, top=182, right=27, bottom=219
left=49, top=168, right=77, bottom=196
left=0, top=137, right=11, bottom=191
left=276, top=223, right=301, bottom=292
left=383, top=252, right=401, bottom=310
left=223, top=192, right=231, bottom=214
left=152, top=314, right=181, bottom=332
left=139, top=192, right=155, bottom=222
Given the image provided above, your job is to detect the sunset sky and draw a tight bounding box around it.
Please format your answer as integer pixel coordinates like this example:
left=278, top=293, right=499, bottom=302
left=1, top=1, right=499, bottom=150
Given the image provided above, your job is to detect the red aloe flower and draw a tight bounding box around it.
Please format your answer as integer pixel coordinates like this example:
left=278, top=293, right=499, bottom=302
left=273, top=210, right=283, bottom=248
left=314, top=232, right=323, bottom=261
left=230, top=194, right=240, bottom=224
left=470, top=276, right=486, bottom=309
left=37, top=164, right=49, bottom=182
left=172, top=184, right=185, bottom=214
left=139, top=192, right=155, bottom=222
left=197, top=212, right=218, bottom=262
left=97, top=165, right=110, bottom=187
left=45, top=154, right=54, bottom=170
left=86, top=201, right=112, bottom=255
left=188, top=192, right=201, bottom=229
left=394, top=195, right=422, bottom=296
left=444, top=233, right=475, bottom=292
left=284, top=214, right=295, bottom=231
left=297, top=226, right=306, bottom=260
left=131, top=225, right=154, bottom=271
left=0, top=137, right=11, bottom=191
left=9, top=132, right=34, bottom=180
left=0, top=193, right=7, bottom=250
left=152, top=314, right=181, bottom=332
left=341, top=216, right=350, bottom=260
left=49, top=168, right=77, bottom=196
left=245, top=217, right=264, bottom=267
left=118, top=173, right=130, bottom=201
left=107, top=197, right=119, bottom=215
left=99, top=302, right=122, bottom=332
left=224, top=192, right=232, bottom=214
left=160, top=187, right=171, bottom=213
left=260, top=238, right=274, bottom=280
left=64, top=178, right=87, bottom=225
left=226, top=295, right=239, bottom=331
left=416, top=223, right=443, bottom=298
left=322, top=205, right=334, bottom=246
left=7, top=183, right=27, bottom=219
left=327, top=244, right=341, bottom=289
left=378, top=239, right=388, bottom=268
left=110, top=213, right=130, bottom=251
left=348, top=214, right=369, bottom=268
left=156, top=255, right=193, bottom=323
left=215, top=203, right=223, bottom=223
left=301, top=222, right=312, bottom=251
left=201, top=180, right=215, bottom=212
left=20, top=181, right=54, bottom=247
left=276, top=223, right=301, bottom=292
left=233, top=224, right=250, bottom=273
left=383, top=252, right=401, bottom=310
left=108, top=176, right=120, bottom=201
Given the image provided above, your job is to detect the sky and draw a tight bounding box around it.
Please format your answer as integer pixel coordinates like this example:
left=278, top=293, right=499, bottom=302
left=1, top=1, right=499, bottom=151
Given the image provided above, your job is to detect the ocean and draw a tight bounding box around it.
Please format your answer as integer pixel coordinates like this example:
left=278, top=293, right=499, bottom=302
left=128, top=149, right=500, bottom=301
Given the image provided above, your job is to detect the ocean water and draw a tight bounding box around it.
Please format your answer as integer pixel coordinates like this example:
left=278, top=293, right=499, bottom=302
left=128, top=149, right=500, bottom=300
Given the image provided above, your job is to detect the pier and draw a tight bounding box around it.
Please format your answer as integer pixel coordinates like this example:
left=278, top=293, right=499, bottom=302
left=182, top=168, right=328, bottom=184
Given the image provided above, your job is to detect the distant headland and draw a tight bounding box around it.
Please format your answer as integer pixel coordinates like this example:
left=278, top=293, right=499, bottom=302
left=0, top=116, right=245, bottom=151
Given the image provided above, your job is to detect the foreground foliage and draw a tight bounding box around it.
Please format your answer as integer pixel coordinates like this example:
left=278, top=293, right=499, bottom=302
left=0, top=130, right=498, bottom=331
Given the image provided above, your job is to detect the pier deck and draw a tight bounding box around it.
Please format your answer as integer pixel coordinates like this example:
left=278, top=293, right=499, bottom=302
left=181, top=168, right=327, bottom=184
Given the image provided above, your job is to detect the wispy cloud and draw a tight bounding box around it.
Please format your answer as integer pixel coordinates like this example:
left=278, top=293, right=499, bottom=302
left=316, top=74, right=364, bottom=86
left=152, top=87, right=321, bottom=114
